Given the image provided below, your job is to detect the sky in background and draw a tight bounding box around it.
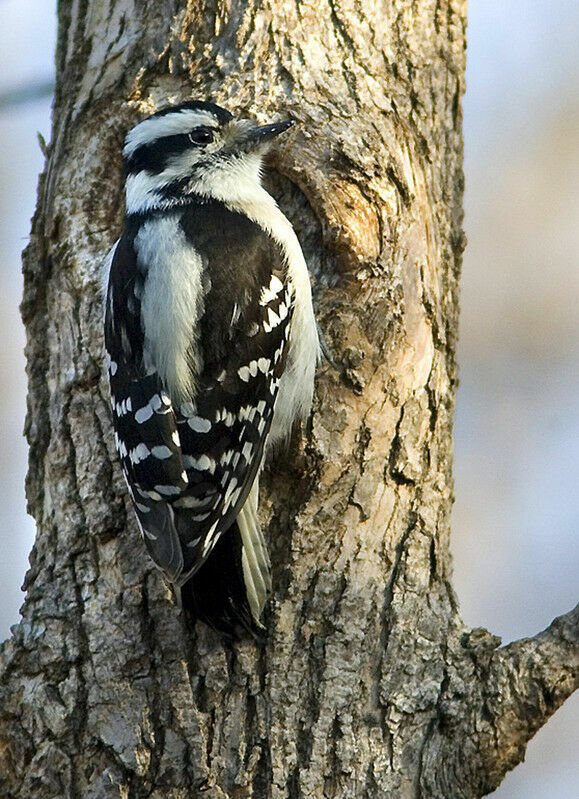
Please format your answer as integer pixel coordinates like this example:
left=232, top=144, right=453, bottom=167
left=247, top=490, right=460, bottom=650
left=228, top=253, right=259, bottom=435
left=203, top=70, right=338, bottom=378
left=0, top=2, right=577, bottom=797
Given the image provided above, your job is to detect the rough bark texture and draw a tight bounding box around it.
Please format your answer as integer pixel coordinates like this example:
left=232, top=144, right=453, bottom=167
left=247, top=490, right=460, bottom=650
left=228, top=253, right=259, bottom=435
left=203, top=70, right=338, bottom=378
left=0, top=1, right=577, bottom=797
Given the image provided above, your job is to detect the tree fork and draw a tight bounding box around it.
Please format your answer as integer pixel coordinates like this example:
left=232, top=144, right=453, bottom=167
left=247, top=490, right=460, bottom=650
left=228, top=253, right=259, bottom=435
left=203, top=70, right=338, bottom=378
left=0, top=1, right=576, bottom=797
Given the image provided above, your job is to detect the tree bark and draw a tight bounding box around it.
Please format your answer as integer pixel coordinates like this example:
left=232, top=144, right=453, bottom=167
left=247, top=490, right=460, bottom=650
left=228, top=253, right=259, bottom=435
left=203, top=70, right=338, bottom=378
left=1, top=1, right=576, bottom=797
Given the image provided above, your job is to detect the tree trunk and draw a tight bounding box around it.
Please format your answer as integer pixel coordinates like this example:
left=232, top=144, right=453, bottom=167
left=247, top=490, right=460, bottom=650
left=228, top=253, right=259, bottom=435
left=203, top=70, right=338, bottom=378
left=1, top=1, right=576, bottom=797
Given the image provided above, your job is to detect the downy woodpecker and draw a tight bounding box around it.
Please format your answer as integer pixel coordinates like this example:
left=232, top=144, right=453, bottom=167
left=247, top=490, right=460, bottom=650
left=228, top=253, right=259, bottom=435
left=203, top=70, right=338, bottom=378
left=103, top=101, right=319, bottom=637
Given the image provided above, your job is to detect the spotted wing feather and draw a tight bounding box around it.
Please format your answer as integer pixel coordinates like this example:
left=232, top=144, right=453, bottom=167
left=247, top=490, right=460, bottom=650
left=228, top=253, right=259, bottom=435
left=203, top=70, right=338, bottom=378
left=173, top=276, right=294, bottom=579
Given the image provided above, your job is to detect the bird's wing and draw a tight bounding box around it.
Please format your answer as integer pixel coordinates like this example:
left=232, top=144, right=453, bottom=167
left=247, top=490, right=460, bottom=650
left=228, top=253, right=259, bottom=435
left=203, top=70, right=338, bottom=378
left=171, top=266, right=295, bottom=581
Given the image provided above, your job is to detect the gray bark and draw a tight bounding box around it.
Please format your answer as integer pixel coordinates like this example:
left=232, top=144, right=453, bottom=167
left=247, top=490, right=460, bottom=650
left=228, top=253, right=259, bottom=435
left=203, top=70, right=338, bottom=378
left=1, top=1, right=577, bottom=797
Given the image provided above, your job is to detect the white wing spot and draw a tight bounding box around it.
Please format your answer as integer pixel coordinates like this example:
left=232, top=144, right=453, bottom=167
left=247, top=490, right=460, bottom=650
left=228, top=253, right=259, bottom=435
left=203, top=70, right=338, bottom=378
left=174, top=495, right=211, bottom=509
left=260, top=274, right=284, bottom=305
left=202, top=521, right=220, bottom=555
left=238, top=405, right=252, bottom=421
left=135, top=404, right=154, bottom=423
left=186, top=535, right=203, bottom=548
left=224, top=478, right=238, bottom=503
left=270, top=274, right=284, bottom=293
left=130, top=443, right=150, bottom=464
left=267, top=307, right=281, bottom=329
left=154, top=484, right=181, bottom=496
left=188, top=415, right=211, bottom=433
left=135, top=393, right=171, bottom=423
left=220, top=450, right=234, bottom=466
left=183, top=454, right=215, bottom=473
left=151, top=445, right=173, bottom=459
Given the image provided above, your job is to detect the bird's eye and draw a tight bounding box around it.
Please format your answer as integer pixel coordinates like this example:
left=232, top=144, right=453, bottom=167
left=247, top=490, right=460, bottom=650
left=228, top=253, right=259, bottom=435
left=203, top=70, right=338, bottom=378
left=188, top=128, right=214, bottom=145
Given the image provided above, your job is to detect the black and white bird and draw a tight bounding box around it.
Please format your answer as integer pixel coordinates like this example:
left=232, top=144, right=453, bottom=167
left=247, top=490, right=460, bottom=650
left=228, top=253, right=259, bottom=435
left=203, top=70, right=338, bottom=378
left=102, top=101, right=319, bottom=637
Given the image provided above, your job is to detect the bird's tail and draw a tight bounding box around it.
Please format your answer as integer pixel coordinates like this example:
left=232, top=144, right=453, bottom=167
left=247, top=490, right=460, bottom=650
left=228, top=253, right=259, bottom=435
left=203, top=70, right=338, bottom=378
left=180, top=480, right=271, bottom=640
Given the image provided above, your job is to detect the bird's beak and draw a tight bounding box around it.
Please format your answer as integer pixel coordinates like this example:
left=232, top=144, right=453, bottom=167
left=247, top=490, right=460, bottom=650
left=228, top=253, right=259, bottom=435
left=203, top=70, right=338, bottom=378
left=236, top=119, right=294, bottom=151
left=249, top=119, right=294, bottom=144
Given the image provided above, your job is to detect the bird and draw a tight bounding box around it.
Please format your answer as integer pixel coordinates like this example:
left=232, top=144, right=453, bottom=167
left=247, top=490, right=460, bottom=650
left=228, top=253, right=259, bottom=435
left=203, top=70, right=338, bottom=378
left=102, top=100, right=320, bottom=638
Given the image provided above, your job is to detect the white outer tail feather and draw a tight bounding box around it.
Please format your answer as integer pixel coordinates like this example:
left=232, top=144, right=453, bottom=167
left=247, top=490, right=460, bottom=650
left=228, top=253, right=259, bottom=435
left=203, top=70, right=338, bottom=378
left=237, top=477, right=271, bottom=626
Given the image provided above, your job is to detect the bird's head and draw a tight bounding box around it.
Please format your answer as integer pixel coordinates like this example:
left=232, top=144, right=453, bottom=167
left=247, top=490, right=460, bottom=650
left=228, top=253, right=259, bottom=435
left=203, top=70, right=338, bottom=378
left=122, top=101, right=293, bottom=215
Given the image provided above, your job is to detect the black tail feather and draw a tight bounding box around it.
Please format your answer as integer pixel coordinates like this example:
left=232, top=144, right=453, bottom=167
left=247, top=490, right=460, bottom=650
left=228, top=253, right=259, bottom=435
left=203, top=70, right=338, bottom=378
left=180, top=521, right=266, bottom=642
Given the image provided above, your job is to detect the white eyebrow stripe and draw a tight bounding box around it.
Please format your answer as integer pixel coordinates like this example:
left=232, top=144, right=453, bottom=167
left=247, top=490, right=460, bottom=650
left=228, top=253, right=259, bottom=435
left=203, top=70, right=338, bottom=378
left=123, top=110, right=220, bottom=157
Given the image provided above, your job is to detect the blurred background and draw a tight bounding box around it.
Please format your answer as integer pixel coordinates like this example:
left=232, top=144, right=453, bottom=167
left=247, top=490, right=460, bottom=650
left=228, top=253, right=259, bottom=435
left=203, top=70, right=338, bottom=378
left=0, top=1, right=576, bottom=796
